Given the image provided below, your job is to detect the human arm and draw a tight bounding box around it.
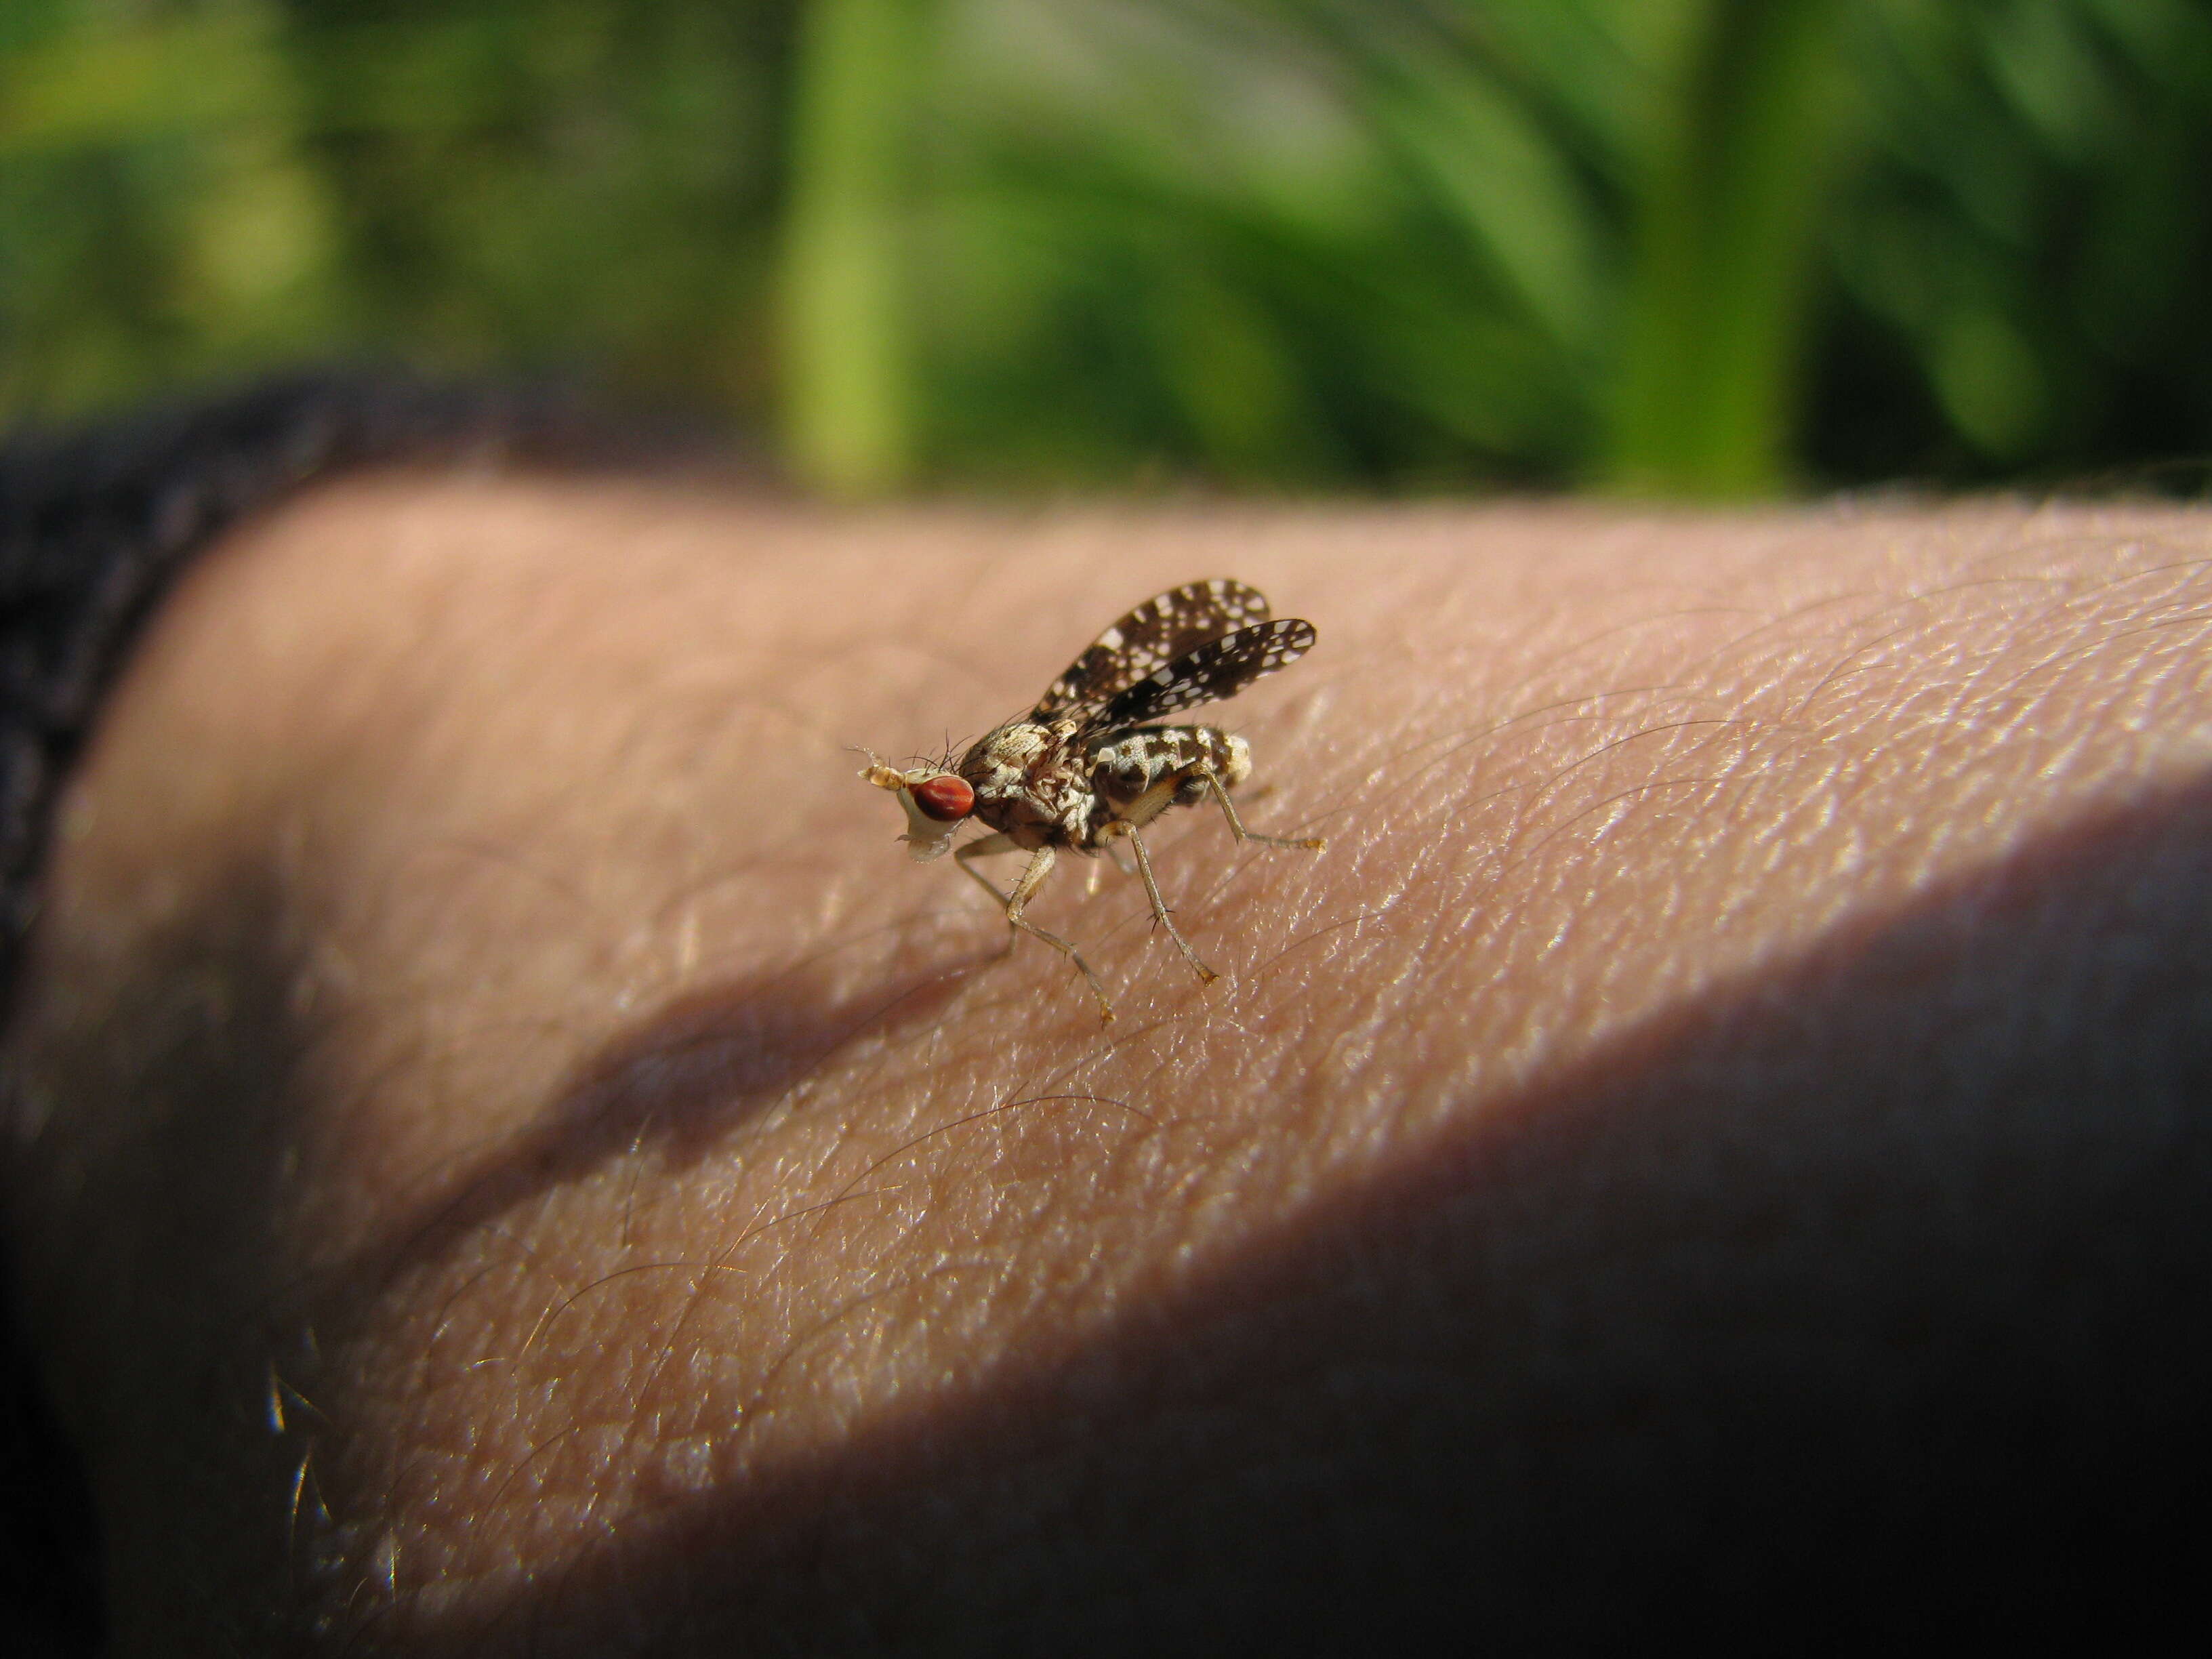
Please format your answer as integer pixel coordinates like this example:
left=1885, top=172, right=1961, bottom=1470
left=7, top=477, right=2207, bottom=1652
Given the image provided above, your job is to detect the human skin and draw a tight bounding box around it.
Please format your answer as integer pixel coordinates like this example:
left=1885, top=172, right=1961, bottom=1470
left=4, top=478, right=2210, bottom=1652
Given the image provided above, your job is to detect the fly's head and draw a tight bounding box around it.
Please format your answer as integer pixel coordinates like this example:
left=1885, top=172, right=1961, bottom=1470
left=860, top=752, right=975, bottom=861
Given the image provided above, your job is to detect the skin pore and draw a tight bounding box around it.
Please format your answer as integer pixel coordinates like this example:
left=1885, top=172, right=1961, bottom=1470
left=5, top=476, right=2210, bottom=1652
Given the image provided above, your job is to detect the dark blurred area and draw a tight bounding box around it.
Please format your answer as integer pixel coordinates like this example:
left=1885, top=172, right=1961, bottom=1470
left=1, top=0, right=2207, bottom=498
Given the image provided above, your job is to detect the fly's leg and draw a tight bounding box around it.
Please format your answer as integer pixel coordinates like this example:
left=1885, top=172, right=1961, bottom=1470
left=953, top=832, right=1021, bottom=960
left=1086, top=838, right=1136, bottom=894
left=956, top=836, right=1115, bottom=1022
left=1099, top=820, right=1217, bottom=985
left=1198, top=765, right=1325, bottom=851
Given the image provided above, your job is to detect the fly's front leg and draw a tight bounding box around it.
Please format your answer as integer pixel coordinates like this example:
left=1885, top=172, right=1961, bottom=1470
left=954, top=832, right=1021, bottom=960
left=1199, top=765, right=1325, bottom=851
left=1099, top=821, right=1218, bottom=985
left=956, top=836, right=1115, bottom=1022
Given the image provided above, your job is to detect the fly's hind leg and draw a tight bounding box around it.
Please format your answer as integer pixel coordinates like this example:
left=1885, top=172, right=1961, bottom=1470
left=1099, top=821, right=1218, bottom=986
left=1199, top=765, right=1326, bottom=852
left=956, top=836, right=1115, bottom=1022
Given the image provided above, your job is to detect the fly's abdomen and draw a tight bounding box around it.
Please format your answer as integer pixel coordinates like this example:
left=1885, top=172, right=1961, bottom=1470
left=1170, top=729, right=1251, bottom=805
left=1088, top=725, right=1249, bottom=808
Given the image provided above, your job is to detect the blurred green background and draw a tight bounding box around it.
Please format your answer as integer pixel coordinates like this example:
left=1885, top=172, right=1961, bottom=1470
left=2, top=0, right=2207, bottom=497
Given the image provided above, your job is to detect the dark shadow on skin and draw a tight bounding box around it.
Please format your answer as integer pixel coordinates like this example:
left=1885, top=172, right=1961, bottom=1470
left=354, top=946, right=986, bottom=1303
left=0, top=361, right=780, bottom=1653
left=4, top=867, right=328, bottom=1653
left=337, top=769, right=2212, bottom=1655
left=0, top=370, right=761, bottom=1659
left=7, top=868, right=989, bottom=1652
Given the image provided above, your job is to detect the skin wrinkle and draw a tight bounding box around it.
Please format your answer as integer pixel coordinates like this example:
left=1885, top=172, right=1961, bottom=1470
left=5, top=482, right=2212, bottom=1647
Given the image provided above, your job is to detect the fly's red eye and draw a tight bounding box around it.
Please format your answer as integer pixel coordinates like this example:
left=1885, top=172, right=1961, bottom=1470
left=912, top=774, right=975, bottom=821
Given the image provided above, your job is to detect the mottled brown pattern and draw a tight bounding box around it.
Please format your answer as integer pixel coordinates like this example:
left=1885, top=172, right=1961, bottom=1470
left=1029, top=577, right=1272, bottom=724
left=959, top=586, right=1311, bottom=857
left=1096, top=619, right=1316, bottom=729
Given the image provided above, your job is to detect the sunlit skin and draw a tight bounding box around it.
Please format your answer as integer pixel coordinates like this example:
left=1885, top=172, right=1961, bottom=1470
left=5, top=477, right=2208, bottom=1653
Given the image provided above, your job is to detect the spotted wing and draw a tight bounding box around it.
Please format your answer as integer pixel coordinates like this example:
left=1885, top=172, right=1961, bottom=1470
left=1029, top=579, right=1273, bottom=726
left=1097, top=618, right=1316, bottom=729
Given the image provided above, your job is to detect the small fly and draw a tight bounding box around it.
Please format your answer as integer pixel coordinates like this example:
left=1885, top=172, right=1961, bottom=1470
left=862, top=578, right=1322, bottom=1021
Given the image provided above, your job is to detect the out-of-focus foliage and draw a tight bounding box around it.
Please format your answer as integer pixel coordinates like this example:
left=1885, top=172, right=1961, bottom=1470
left=2, top=0, right=2208, bottom=497
left=1, top=0, right=792, bottom=420
left=1820, top=0, right=2212, bottom=481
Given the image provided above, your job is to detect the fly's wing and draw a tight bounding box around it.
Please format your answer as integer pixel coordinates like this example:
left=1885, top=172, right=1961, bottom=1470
left=1097, top=618, right=1316, bottom=729
left=1029, top=579, right=1272, bottom=725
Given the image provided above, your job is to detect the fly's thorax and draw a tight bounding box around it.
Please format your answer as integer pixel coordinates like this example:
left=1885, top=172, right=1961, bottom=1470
left=960, top=720, right=1040, bottom=790
left=960, top=718, right=1093, bottom=840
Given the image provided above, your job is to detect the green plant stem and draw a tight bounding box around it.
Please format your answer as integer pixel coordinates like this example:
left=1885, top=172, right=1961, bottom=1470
left=1604, top=0, right=1851, bottom=497
left=778, top=0, right=922, bottom=497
